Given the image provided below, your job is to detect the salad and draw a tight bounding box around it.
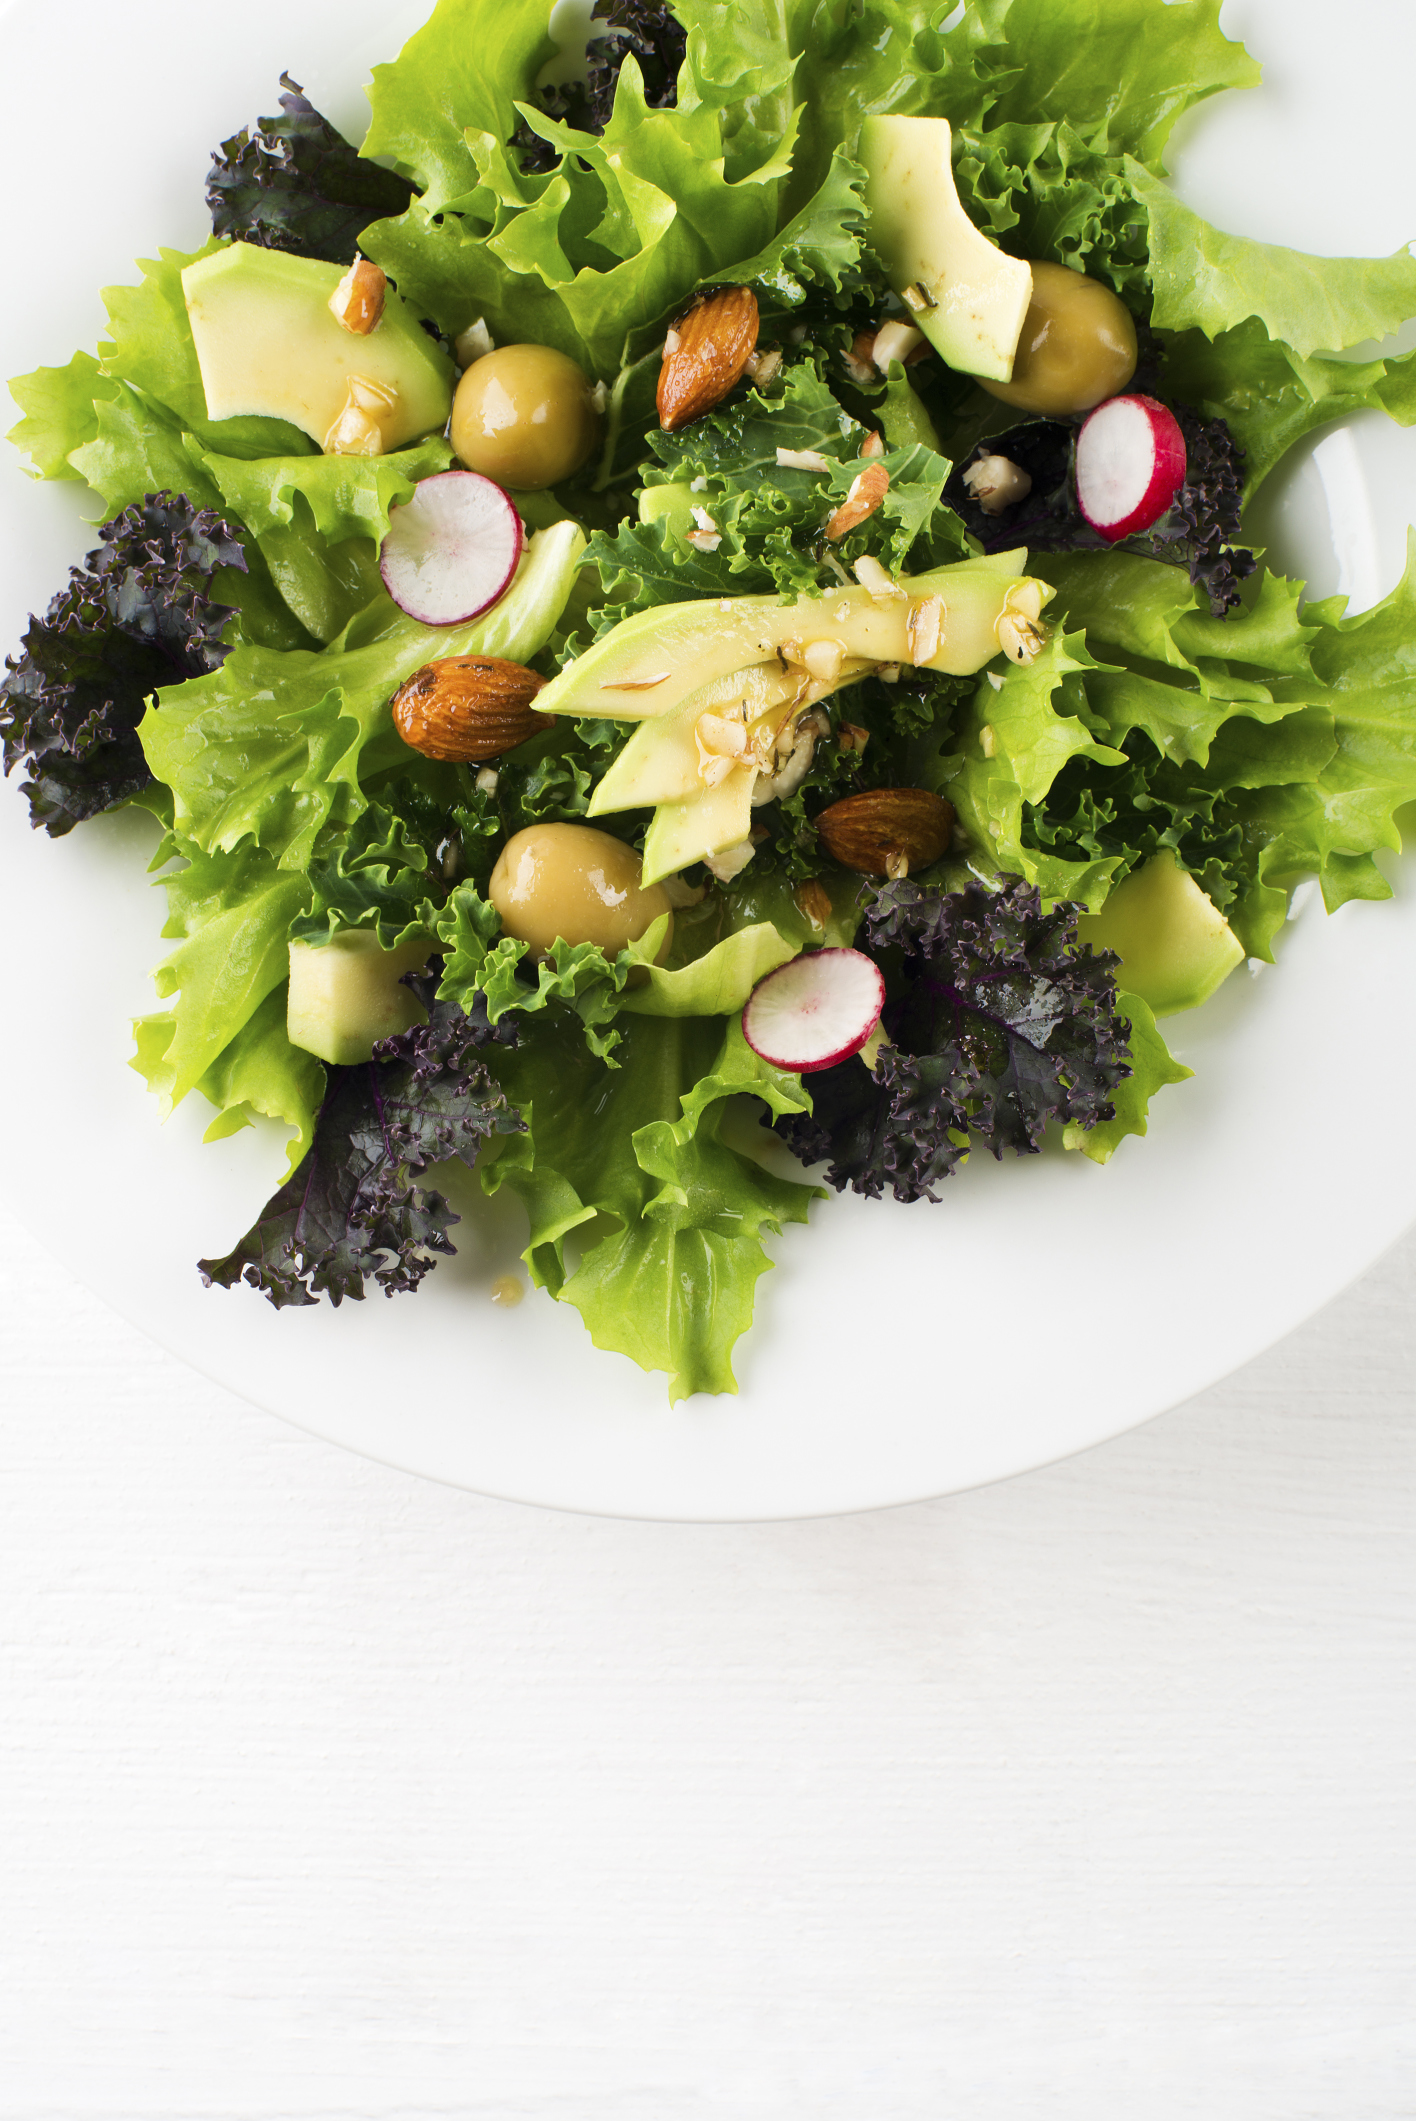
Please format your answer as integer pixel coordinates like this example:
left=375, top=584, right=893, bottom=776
left=4, top=0, right=1416, bottom=1406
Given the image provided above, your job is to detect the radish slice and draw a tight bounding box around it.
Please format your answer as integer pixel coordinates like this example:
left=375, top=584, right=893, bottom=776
left=742, top=947, right=886, bottom=1074
left=1074, top=394, right=1187, bottom=545
left=379, top=470, right=523, bottom=625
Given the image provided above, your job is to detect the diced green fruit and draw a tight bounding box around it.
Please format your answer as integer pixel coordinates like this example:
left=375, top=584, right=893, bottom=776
left=182, top=245, right=453, bottom=452
left=287, top=930, right=432, bottom=1066
left=878, top=379, right=941, bottom=452
left=537, top=553, right=1051, bottom=724
left=638, top=481, right=698, bottom=539
left=1077, top=851, right=1245, bottom=1016
left=860, top=114, right=1033, bottom=383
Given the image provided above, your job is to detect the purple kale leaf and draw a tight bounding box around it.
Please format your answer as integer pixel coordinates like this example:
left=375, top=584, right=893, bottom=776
left=2, top=495, right=245, bottom=835
left=513, top=0, right=687, bottom=173
left=776, top=878, right=1132, bottom=1203
left=946, top=400, right=1255, bottom=617
left=199, top=993, right=524, bottom=1309
left=208, top=74, right=415, bottom=265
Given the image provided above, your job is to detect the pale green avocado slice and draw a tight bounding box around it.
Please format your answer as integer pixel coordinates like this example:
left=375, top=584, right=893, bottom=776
left=182, top=245, right=453, bottom=452
left=535, top=553, right=1051, bottom=724
left=287, top=930, right=432, bottom=1066
left=860, top=114, right=1033, bottom=383
left=642, top=767, right=758, bottom=886
left=1077, top=850, right=1245, bottom=1017
left=588, top=663, right=869, bottom=815
left=637, top=481, right=698, bottom=539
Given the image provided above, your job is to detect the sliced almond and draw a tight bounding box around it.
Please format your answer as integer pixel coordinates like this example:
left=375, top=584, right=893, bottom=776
left=815, top=787, right=955, bottom=879
left=859, top=430, right=885, bottom=460
left=391, top=656, right=551, bottom=764
left=824, top=462, right=890, bottom=541
left=657, top=286, right=759, bottom=432
left=836, top=722, right=870, bottom=754
left=794, top=878, right=833, bottom=933
left=872, top=320, right=925, bottom=370
left=906, top=594, right=944, bottom=665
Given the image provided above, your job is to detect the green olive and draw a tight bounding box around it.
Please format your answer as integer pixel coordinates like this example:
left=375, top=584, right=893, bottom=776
left=978, top=261, right=1137, bottom=417
left=489, top=824, right=673, bottom=957
left=451, top=345, right=601, bottom=490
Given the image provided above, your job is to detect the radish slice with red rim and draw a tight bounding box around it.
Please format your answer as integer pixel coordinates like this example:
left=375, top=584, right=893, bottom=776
left=379, top=469, right=523, bottom=625
left=742, top=947, right=886, bottom=1074
left=1075, top=394, right=1187, bottom=545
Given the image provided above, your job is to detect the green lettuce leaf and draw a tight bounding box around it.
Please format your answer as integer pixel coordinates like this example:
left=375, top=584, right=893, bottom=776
left=1162, top=319, right=1416, bottom=500
left=981, top=0, right=1259, bottom=164
left=138, top=521, right=586, bottom=870
left=619, top=920, right=796, bottom=1014
left=1063, top=988, right=1191, bottom=1163
left=5, top=351, right=116, bottom=481
left=362, top=0, right=558, bottom=211
left=195, top=436, right=455, bottom=547
left=484, top=1010, right=818, bottom=1399
left=938, top=625, right=1127, bottom=909
left=362, top=16, right=798, bottom=374
left=132, top=834, right=312, bottom=1120
left=1130, top=161, right=1416, bottom=357
left=194, top=984, right=327, bottom=1171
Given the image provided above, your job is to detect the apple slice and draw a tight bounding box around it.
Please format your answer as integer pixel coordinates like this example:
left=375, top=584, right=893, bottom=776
left=380, top=470, right=523, bottom=625
left=1074, top=394, right=1187, bottom=544
left=741, top=948, right=886, bottom=1073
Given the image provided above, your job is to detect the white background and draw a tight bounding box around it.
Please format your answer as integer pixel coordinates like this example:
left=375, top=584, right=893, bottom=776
left=3, top=0, right=1416, bottom=2111
left=3, top=1198, right=1414, bottom=2118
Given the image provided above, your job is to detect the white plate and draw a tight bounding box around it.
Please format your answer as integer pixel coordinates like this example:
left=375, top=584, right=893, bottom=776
left=3, top=0, right=1415, bottom=1520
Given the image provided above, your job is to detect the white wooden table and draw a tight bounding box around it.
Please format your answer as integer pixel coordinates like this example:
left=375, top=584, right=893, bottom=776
left=3, top=1193, right=1412, bottom=2119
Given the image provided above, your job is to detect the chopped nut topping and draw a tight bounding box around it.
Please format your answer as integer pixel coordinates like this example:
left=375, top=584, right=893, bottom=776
left=800, top=638, right=845, bottom=683
left=686, top=505, right=722, bottom=553
left=795, top=878, right=833, bottom=932
left=871, top=320, right=926, bottom=369
left=979, top=724, right=997, bottom=758
left=853, top=554, right=906, bottom=601
left=745, top=348, right=783, bottom=387
left=962, top=453, right=1034, bottom=516
left=324, top=371, right=398, bottom=454
left=843, top=330, right=878, bottom=385
left=475, top=765, right=499, bottom=793
left=776, top=446, right=834, bottom=473
left=837, top=722, right=870, bottom=754
left=328, top=258, right=387, bottom=337
left=704, top=838, right=756, bottom=882
left=901, top=281, right=936, bottom=312
left=454, top=316, right=494, bottom=367
left=906, top=594, right=944, bottom=665
left=997, top=611, right=1045, bottom=664
left=885, top=850, right=911, bottom=880
left=877, top=662, right=902, bottom=684
left=824, top=461, right=890, bottom=541
left=663, top=327, right=682, bottom=354
left=859, top=430, right=886, bottom=460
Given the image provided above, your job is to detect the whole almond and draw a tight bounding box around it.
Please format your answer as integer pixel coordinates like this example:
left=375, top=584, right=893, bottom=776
left=814, top=787, right=954, bottom=878
left=657, top=286, right=759, bottom=432
left=391, top=656, right=551, bottom=764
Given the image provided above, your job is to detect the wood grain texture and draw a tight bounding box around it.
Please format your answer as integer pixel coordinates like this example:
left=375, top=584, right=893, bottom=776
left=1, top=1194, right=1413, bottom=2120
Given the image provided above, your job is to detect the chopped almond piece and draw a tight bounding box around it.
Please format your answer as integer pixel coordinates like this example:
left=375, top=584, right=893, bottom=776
left=824, top=461, right=889, bottom=541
